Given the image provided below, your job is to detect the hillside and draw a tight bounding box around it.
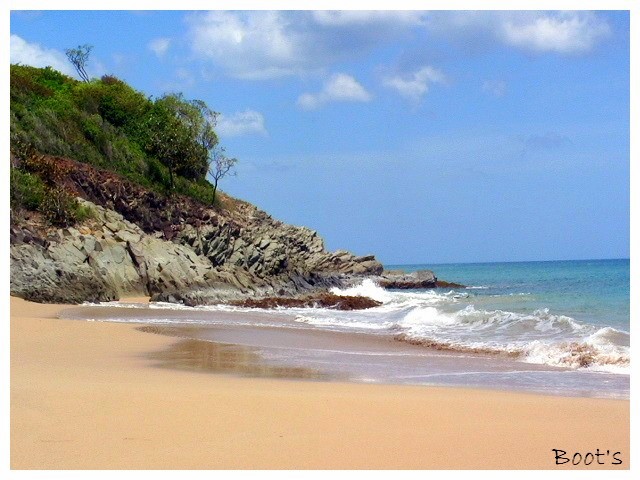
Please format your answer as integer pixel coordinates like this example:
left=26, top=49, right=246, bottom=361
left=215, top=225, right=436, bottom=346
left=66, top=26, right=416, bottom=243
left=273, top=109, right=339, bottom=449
left=10, top=64, right=220, bottom=206
left=9, top=65, right=385, bottom=304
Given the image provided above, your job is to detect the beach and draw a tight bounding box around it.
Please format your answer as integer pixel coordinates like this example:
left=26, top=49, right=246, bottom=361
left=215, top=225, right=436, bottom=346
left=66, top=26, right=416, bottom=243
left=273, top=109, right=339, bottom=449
left=10, top=296, right=629, bottom=470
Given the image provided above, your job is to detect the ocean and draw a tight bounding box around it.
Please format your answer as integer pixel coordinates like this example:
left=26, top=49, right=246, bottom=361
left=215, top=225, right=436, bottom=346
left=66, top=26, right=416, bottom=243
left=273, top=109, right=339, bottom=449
left=61, top=258, right=630, bottom=399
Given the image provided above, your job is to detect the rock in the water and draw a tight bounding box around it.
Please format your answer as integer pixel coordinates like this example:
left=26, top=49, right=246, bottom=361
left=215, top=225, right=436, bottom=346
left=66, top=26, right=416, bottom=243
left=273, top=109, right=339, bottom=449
left=376, top=269, right=438, bottom=289
left=230, top=293, right=382, bottom=310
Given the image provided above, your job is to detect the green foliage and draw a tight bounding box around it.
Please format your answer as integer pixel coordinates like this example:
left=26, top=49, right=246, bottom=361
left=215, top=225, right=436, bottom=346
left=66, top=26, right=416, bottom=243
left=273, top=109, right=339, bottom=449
left=10, top=65, right=75, bottom=105
left=10, top=63, right=234, bottom=210
left=144, top=157, right=170, bottom=191
left=73, top=77, right=150, bottom=131
left=174, top=176, right=217, bottom=205
left=73, top=202, right=95, bottom=223
left=10, top=168, right=47, bottom=212
left=142, top=94, right=218, bottom=185
left=40, top=187, right=83, bottom=227
left=10, top=163, right=92, bottom=227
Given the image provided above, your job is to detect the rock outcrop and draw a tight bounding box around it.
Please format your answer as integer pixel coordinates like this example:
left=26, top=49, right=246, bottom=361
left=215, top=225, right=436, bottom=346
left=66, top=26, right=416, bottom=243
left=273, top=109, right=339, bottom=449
left=372, top=270, right=466, bottom=289
left=10, top=193, right=384, bottom=304
left=376, top=270, right=438, bottom=289
left=230, top=293, right=382, bottom=310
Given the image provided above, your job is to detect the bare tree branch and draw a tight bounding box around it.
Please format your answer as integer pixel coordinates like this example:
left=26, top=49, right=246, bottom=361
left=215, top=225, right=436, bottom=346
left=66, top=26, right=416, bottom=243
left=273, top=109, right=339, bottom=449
left=208, top=147, right=237, bottom=204
left=65, top=45, right=93, bottom=82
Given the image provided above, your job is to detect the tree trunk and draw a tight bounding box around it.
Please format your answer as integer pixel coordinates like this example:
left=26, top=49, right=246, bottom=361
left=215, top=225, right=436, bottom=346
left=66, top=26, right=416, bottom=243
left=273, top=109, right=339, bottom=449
left=212, top=180, right=218, bottom=205
left=168, top=167, right=174, bottom=192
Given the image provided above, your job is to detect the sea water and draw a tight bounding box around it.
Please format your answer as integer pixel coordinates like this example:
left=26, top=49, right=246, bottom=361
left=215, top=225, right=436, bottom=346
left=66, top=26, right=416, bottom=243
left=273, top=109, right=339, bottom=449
left=381, top=259, right=630, bottom=372
left=63, top=258, right=630, bottom=399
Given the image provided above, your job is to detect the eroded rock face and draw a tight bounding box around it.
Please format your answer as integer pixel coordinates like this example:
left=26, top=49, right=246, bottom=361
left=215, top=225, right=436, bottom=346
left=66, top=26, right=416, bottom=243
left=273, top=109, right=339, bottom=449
left=57, top=155, right=383, bottom=279
left=11, top=155, right=386, bottom=305
left=10, top=197, right=384, bottom=304
left=10, top=200, right=221, bottom=303
left=10, top=242, right=119, bottom=304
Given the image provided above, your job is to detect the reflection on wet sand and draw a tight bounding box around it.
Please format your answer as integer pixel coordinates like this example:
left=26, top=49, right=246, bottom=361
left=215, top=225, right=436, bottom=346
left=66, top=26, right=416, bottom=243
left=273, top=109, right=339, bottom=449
left=138, top=326, right=332, bottom=381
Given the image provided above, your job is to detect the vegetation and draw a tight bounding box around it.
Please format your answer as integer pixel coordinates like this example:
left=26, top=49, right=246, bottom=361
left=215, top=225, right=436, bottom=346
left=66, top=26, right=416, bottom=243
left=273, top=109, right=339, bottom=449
left=10, top=63, right=237, bottom=227
left=10, top=144, right=93, bottom=227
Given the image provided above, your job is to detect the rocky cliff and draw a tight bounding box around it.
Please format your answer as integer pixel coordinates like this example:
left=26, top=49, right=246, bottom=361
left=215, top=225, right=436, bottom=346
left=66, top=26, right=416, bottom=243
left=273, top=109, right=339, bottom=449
left=10, top=156, right=384, bottom=304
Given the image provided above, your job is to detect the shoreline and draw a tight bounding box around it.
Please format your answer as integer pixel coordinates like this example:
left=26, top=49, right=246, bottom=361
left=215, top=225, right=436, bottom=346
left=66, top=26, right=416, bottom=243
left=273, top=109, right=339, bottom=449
left=59, top=299, right=630, bottom=400
left=10, top=296, right=630, bottom=469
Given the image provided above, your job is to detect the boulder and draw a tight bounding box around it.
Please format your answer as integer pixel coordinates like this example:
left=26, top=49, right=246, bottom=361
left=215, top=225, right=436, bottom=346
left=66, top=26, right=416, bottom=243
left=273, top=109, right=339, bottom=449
left=376, top=269, right=438, bottom=289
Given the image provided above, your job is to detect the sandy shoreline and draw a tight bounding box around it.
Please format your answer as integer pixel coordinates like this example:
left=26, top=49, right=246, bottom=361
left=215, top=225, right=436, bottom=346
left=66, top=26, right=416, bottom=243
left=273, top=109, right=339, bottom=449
left=10, top=296, right=629, bottom=469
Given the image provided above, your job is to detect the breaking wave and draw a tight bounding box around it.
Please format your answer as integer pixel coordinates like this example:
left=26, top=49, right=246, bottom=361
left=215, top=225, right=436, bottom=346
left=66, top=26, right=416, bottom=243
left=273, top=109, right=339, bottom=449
left=320, top=281, right=629, bottom=373
left=87, top=279, right=629, bottom=374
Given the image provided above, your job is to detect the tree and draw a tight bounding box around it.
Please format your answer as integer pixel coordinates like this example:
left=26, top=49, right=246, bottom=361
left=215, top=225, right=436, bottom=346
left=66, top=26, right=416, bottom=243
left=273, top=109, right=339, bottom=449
left=208, top=147, right=237, bottom=204
left=149, top=94, right=219, bottom=182
left=65, top=45, right=93, bottom=82
left=158, top=94, right=219, bottom=152
left=143, top=102, right=198, bottom=191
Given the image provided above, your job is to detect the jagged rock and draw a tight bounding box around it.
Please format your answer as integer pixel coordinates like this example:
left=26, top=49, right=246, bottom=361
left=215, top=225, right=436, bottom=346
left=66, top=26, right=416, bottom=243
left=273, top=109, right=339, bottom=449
left=376, top=270, right=438, bottom=289
left=435, top=280, right=466, bottom=289
left=10, top=243, right=119, bottom=303
left=231, top=293, right=382, bottom=310
left=10, top=156, right=387, bottom=305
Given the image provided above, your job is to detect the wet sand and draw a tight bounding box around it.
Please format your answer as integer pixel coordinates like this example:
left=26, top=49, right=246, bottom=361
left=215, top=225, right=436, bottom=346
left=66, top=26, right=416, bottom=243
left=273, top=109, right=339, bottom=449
left=60, top=303, right=630, bottom=398
left=10, top=296, right=630, bottom=469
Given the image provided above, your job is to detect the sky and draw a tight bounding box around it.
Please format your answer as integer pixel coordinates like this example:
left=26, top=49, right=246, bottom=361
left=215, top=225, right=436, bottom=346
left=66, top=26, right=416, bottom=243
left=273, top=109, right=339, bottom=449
left=8, top=7, right=631, bottom=265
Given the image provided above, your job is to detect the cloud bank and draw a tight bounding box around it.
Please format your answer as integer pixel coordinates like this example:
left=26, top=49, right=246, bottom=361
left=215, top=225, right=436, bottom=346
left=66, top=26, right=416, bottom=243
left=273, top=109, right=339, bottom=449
left=10, top=34, right=76, bottom=76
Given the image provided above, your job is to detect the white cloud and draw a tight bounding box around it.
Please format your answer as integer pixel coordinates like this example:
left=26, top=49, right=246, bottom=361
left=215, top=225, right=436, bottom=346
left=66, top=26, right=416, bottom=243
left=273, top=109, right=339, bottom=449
left=217, top=110, right=267, bottom=137
left=482, top=79, right=507, bottom=98
left=184, top=11, right=609, bottom=82
left=426, top=11, right=611, bottom=55
left=297, top=73, right=372, bottom=110
left=10, top=34, right=75, bottom=76
left=383, top=66, right=446, bottom=103
left=500, top=12, right=610, bottom=54
left=311, top=10, right=423, bottom=27
left=186, top=11, right=425, bottom=80
left=187, top=11, right=302, bottom=80
left=148, top=37, right=171, bottom=58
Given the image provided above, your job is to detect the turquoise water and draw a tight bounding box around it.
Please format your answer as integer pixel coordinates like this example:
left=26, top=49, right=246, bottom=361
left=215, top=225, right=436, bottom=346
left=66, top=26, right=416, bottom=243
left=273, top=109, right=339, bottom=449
left=388, top=259, right=630, bottom=332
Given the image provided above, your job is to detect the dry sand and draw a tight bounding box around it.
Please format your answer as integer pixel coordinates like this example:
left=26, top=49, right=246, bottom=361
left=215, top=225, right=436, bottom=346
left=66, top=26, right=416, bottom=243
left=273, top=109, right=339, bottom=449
left=10, top=296, right=629, bottom=469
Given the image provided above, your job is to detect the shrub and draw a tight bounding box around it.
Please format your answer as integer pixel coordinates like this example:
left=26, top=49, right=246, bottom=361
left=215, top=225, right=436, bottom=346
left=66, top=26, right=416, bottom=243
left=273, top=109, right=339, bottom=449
left=146, top=156, right=172, bottom=191
left=74, top=202, right=95, bottom=222
left=10, top=168, right=47, bottom=212
left=40, top=187, right=82, bottom=227
left=174, top=176, right=216, bottom=205
left=22, top=153, right=72, bottom=187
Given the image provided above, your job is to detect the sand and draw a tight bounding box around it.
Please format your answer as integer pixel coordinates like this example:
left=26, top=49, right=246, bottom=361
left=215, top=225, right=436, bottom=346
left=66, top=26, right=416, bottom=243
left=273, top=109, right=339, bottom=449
left=10, top=296, right=629, bottom=470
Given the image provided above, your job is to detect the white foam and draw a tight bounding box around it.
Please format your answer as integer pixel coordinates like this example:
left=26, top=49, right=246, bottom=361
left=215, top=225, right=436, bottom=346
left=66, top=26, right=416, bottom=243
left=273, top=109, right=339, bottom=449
left=330, top=279, right=394, bottom=302
left=521, top=340, right=629, bottom=374
left=294, top=315, right=393, bottom=330
left=80, top=280, right=630, bottom=376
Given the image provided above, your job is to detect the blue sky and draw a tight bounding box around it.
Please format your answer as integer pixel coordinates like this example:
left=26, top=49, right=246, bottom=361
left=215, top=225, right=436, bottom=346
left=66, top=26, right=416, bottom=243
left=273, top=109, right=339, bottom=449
left=9, top=9, right=630, bottom=264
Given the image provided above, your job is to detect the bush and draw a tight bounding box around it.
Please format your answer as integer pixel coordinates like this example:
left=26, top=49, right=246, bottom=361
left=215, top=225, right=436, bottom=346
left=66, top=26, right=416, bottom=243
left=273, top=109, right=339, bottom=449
left=40, top=187, right=83, bottom=227
left=146, top=157, right=172, bottom=191
left=175, top=176, right=216, bottom=205
left=74, top=202, right=95, bottom=222
left=22, top=153, right=72, bottom=187
left=10, top=168, right=47, bottom=212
